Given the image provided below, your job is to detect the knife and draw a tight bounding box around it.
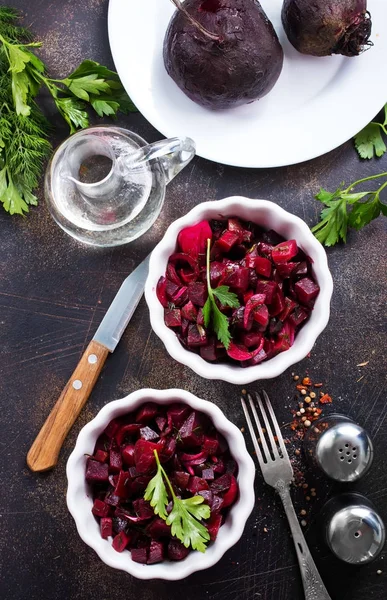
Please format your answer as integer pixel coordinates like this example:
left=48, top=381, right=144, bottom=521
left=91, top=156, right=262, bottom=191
left=27, top=255, right=150, bottom=472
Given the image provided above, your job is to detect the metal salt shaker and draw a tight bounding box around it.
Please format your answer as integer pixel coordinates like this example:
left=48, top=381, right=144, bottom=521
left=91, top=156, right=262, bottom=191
left=320, top=493, right=386, bottom=564
left=303, top=414, right=374, bottom=482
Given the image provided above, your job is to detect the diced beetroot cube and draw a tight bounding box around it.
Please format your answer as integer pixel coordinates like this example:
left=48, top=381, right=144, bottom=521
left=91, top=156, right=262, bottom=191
left=253, top=304, right=269, bottom=328
left=180, top=450, right=208, bottom=465
left=156, top=276, right=169, bottom=307
left=177, top=220, right=212, bottom=258
left=241, top=331, right=263, bottom=349
left=211, top=495, right=224, bottom=514
left=276, top=262, right=297, bottom=278
left=227, top=218, right=245, bottom=241
left=222, top=475, right=238, bottom=507
left=155, top=415, right=167, bottom=432
left=277, top=321, right=295, bottom=348
left=200, top=339, right=217, bottom=362
left=92, top=498, right=110, bottom=518
left=134, top=439, right=162, bottom=474
left=109, top=444, right=122, bottom=473
left=293, top=261, right=308, bottom=277
left=167, top=404, right=190, bottom=429
left=105, top=492, right=121, bottom=507
left=269, top=290, right=285, bottom=316
left=255, top=256, right=272, bottom=278
left=115, top=423, right=142, bottom=446
left=187, top=323, right=207, bottom=347
left=160, top=436, right=177, bottom=462
left=147, top=518, right=171, bottom=538
left=210, top=473, right=231, bottom=493
left=223, top=267, right=249, bottom=293
left=140, top=426, right=159, bottom=441
left=181, top=300, right=198, bottom=322
left=133, top=499, right=154, bottom=520
left=288, top=305, right=310, bottom=327
left=100, top=517, right=113, bottom=539
left=212, top=458, right=226, bottom=474
left=103, top=419, right=120, bottom=439
left=188, top=281, right=208, bottom=307
left=165, top=279, right=180, bottom=301
left=164, top=308, right=182, bottom=328
left=256, top=280, right=277, bottom=304
left=269, top=318, right=283, bottom=335
left=257, top=241, right=274, bottom=258
left=198, top=490, right=213, bottom=504
left=202, top=468, right=215, bottom=480
left=243, top=348, right=267, bottom=366
left=244, top=253, right=257, bottom=269
left=168, top=538, right=190, bottom=561
left=171, top=286, right=188, bottom=307
left=243, top=289, right=254, bottom=305
left=196, top=307, right=205, bottom=326
left=272, top=240, right=298, bottom=264
left=294, top=277, right=320, bottom=306
left=174, top=471, right=190, bottom=489
left=86, top=459, right=109, bottom=483
left=122, top=444, right=135, bottom=466
left=202, top=437, right=219, bottom=455
left=147, top=540, right=164, bottom=564
left=243, top=294, right=266, bottom=329
left=135, top=402, right=158, bottom=422
left=179, top=411, right=204, bottom=447
left=249, top=269, right=258, bottom=290
left=207, top=514, right=223, bottom=542
left=166, top=262, right=182, bottom=286
left=94, top=449, right=108, bottom=463
left=114, top=470, right=131, bottom=498
left=187, top=476, right=209, bottom=493
left=217, top=229, right=240, bottom=252
left=131, top=547, right=148, bottom=564
left=279, top=297, right=297, bottom=321
left=210, top=261, right=227, bottom=286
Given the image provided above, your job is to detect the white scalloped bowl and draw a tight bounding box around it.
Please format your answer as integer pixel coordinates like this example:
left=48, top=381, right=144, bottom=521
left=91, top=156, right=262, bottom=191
left=66, top=388, right=255, bottom=580
left=145, top=197, right=333, bottom=384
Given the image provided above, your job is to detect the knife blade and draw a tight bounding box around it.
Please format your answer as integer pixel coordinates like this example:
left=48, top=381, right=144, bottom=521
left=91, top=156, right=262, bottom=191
left=27, top=255, right=150, bottom=472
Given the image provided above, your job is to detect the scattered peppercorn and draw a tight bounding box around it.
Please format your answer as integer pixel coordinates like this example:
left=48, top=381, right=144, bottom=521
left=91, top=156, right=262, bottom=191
left=301, top=520, right=307, bottom=527
left=293, top=375, right=300, bottom=381
left=301, top=389, right=307, bottom=396
left=310, top=392, right=316, bottom=399
left=304, top=420, right=311, bottom=428
left=300, top=509, right=307, bottom=516
left=305, top=396, right=311, bottom=404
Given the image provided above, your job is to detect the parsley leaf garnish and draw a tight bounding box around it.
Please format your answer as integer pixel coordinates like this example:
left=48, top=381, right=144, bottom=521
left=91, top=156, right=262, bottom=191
left=0, top=8, right=137, bottom=215
left=354, top=105, right=387, bottom=159
left=144, top=450, right=211, bottom=552
left=311, top=173, right=387, bottom=246
left=202, top=238, right=240, bottom=349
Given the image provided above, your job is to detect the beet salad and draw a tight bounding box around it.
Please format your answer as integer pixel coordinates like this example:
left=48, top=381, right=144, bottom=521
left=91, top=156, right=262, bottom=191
left=157, top=218, right=320, bottom=367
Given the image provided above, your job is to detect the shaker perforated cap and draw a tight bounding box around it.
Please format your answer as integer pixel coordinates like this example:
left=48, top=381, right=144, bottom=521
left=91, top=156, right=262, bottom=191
left=324, top=495, right=386, bottom=564
left=315, top=420, right=373, bottom=482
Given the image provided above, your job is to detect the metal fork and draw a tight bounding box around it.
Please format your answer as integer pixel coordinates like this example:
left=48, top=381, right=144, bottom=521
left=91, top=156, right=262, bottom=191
left=241, top=391, right=332, bottom=600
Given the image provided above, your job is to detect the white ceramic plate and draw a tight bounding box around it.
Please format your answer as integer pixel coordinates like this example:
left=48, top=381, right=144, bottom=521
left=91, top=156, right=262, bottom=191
left=108, top=0, right=387, bottom=168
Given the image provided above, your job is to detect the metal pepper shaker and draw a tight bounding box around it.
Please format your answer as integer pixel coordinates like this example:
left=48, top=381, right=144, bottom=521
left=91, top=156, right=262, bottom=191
left=303, top=414, right=374, bottom=482
left=320, top=493, right=386, bottom=564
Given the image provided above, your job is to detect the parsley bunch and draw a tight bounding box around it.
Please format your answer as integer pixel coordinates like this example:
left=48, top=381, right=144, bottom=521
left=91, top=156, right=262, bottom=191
left=202, top=238, right=240, bottom=349
left=144, top=450, right=211, bottom=552
left=0, top=7, right=136, bottom=216
left=312, top=172, right=387, bottom=246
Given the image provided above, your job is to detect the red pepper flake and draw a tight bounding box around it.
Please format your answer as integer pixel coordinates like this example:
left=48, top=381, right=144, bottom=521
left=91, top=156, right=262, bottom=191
left=296, top=384, right=307, bottom=391
left=302, top=377, right=312, bottom=386
left=314, top=383, right=323, bottom=388
left=319, top=394, right=332, bottom=404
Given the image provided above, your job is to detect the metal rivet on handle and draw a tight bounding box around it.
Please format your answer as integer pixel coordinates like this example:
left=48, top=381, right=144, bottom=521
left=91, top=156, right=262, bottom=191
left=88, top=354, right=98, bottom=364
left=73, top=380, right=83, bottom=390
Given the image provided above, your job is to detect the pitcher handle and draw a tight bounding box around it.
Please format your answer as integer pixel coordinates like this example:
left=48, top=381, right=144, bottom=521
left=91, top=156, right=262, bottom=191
left=117, top=136, right=196, bottom=184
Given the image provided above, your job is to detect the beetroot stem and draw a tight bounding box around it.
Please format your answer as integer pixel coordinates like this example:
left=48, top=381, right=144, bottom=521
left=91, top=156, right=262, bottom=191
left=170, top=0, right=221, bottom=42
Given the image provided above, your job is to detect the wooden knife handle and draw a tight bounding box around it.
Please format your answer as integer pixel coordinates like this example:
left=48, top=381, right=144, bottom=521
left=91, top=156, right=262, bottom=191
left=27, top=340, right=110, bottom=472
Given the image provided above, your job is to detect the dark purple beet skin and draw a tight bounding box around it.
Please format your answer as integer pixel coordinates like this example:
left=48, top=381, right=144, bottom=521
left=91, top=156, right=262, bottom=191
left=281, top=0, right=372, bottom=57
left=158, top=218, right=320, bottom=367
left=87, top=403, right=239, bottom=563
left=163, top=0, right=284, bottom=109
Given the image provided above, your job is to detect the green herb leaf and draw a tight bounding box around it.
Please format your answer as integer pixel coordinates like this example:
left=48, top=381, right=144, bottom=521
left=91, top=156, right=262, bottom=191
left=203, top=238, right=240, bottom=349
left=355, top=123, right=387, bottom=159
left=348, top=197, right=384, bottom=230
left=54, top=97, right=89, bottom=133
left=166, top=496, right=210, bottom=553
left=63, top=73, right=111, bottom=101
left=144, top=451, right=211, bottom=552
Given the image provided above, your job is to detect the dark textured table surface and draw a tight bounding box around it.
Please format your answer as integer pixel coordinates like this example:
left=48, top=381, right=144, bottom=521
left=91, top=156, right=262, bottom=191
left=1, top=2, right=386, bottom=599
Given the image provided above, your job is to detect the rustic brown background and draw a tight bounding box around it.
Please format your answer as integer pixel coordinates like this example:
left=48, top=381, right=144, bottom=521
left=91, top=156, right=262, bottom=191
left=0, top=1, right=386, bottom=599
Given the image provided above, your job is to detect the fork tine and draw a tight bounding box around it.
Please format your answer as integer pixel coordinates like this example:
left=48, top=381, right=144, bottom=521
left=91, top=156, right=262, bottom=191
left=241, top=395, right=265, bottom=465
left=247, top=393, right=271, bottom=463
left=255, top=392, right=280, bottom=459
left=262, top=390, right=290, bottom=459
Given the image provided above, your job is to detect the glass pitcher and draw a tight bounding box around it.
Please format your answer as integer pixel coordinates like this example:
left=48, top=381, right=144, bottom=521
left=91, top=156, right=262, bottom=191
left=44, top=126, right=196, bottom=247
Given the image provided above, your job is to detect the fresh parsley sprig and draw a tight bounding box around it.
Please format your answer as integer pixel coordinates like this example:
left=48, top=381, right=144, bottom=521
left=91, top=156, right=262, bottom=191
left=311, top=172, right=387, bottom=246
left=144, top=450, right=211, bottom=552
left=0, top=7, right=136, bottom=216
left=354, top=104, right=387, bottom=159
left=202, top=238, right=240, bottom=349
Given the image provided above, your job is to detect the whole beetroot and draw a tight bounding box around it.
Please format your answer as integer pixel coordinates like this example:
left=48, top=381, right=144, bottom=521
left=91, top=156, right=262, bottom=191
left=282, top=0, right=372, bottom=57
left=163, top=0, right=284, bottom=110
